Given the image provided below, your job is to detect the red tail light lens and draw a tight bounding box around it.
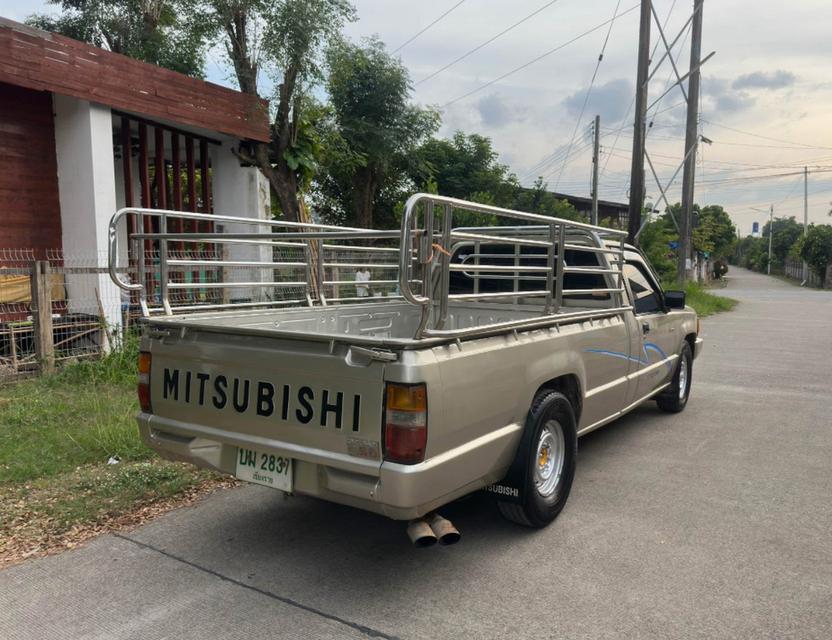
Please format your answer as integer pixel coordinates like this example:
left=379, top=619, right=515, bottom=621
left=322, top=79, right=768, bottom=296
left=384, top=383, right=427, bottom=464
left=138, top=351, right=152, bottom=413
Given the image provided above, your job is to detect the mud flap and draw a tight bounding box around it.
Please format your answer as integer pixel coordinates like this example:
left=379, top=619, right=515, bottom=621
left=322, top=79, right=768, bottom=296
left=481, top=423, right=534, bottom=505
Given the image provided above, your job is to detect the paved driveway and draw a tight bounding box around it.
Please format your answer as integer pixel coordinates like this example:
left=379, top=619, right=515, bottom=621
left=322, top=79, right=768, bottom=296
left=2, top=268, right=831, bottom=639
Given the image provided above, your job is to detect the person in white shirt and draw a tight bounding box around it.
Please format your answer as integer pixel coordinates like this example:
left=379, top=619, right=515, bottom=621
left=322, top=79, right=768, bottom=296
left=355, top=267, right=371, bottom=297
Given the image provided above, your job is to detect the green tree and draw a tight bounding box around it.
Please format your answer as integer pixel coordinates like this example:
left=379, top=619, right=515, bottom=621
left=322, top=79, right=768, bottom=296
left=799, top=224, right=832, bottom=283
left=27, top=0, right=208, bottom=77
left=199, top=0, right=355, bottom=222
left=638, top=214, right=677, bottom=283
left=324, top=37, right=439, bottom=228
left=693, top=205, right=737, bottom=259
left=413, top=132, right=515, bottom=207
left=762, top=216, right=803, bottom=268
left=735, top=235, right=769, bottom=273
left=410, top=133, right=579, bottom=226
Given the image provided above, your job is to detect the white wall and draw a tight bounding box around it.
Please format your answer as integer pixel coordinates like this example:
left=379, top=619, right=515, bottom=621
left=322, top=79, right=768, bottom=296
left=52, top=95, right=122, bottom=337
left=211, top=142, right=272, bottom=302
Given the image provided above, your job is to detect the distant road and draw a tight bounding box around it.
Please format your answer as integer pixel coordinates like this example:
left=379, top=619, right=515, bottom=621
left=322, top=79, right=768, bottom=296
left=2, top=267, right=831, bottom=639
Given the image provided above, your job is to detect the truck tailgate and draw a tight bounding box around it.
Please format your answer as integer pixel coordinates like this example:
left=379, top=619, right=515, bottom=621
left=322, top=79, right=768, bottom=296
left=146, top=329, right=386, bottom=476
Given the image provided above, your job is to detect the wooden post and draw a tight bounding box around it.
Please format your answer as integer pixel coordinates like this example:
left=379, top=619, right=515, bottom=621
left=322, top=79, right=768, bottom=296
left=31, top=260, right=55, bottom=374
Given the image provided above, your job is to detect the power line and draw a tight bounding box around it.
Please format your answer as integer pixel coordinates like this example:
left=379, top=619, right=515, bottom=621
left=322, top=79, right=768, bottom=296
left=552, top=0, right=624, bottom=190
left=441, top=4, right=639, bottom=108
left=702, top=119, right=832, bottom=151
left=522, top=0, right=629, bottom=185
left=392, top=0, right=469, bottom=54
left=416, top=0, right=566, bottom=86
left=600, top=0, right=680, bottom=178
left=697, top=168, right=832, bottom=186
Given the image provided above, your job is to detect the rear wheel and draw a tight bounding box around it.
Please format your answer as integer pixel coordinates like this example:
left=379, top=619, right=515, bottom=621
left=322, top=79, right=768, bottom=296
left=498, top=391, right=577, bottom=528
left=656, top=342, right=693, bottom=413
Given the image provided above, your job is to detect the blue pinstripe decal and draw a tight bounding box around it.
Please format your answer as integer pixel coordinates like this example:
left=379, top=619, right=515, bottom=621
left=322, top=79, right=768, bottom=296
left=585, top=342, right=674, bottom=373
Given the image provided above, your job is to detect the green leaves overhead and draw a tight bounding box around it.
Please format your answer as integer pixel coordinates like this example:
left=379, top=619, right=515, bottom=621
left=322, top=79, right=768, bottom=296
left=28, top=0, right=209, bottom=77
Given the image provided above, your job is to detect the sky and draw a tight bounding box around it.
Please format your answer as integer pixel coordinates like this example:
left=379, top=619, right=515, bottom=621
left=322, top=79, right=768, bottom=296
left=4, top=0, right=832, bottom=235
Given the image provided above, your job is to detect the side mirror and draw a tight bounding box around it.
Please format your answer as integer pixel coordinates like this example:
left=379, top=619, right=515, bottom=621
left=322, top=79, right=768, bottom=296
left=665, top=290, right=686, bottom=310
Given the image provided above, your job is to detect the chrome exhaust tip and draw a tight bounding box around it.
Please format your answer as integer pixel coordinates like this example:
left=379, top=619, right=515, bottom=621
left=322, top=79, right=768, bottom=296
left=407, top=519, right=438, bottom=547
left=427, top=513, right=461, bottom=546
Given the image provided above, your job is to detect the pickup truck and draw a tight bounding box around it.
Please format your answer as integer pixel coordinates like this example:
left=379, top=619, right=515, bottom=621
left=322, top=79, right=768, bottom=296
left=110, top=193, right=702, bottom=545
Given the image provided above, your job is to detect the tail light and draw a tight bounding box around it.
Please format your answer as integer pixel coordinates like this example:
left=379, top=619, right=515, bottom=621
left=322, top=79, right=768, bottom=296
left=138, top=351, right=152, bottom=413
left=383, top=382, right=427, bottom=464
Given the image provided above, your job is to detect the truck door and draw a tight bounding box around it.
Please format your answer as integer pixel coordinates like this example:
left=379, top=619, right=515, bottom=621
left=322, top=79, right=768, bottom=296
left=622, top=260, right=678, bottom=402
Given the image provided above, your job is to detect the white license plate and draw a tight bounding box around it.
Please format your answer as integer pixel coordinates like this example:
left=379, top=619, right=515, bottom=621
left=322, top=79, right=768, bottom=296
left=235, top=447, right=293, bottom=492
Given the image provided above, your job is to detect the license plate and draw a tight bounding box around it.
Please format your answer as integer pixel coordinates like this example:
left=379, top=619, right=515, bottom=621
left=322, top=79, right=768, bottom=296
left=235, top=447, right=293, bottom=492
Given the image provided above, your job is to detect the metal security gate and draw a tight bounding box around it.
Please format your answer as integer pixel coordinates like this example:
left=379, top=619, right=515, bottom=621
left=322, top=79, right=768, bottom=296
left=115, top=113, right=219, bottom=305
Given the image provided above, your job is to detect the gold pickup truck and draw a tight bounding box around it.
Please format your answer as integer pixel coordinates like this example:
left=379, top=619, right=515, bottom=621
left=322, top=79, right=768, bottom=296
left=111, top=194, right=702, bottom=545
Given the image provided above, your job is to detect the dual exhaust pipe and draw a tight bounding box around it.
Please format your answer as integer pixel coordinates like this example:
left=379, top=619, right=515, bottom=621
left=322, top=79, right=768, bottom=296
left=406, top=513, right=460, bottom=547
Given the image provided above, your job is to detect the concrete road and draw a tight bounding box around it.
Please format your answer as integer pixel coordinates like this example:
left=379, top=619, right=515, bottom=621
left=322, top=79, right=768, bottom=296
left=2, top=268, right=831, bottom=639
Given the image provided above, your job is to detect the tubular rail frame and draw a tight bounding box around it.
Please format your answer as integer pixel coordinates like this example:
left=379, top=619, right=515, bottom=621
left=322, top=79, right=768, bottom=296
left=109, top=194, right=631, bottom=341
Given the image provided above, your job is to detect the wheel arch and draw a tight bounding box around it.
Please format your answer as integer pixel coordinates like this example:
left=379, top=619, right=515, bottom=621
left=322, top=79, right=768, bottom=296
left=532, top=374, right=583, bottom=428
left=684, top=332, right=697, bottom=355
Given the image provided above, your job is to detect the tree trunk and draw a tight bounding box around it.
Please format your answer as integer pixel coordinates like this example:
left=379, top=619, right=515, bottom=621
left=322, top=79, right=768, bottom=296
left=222, top=9, right=305, bottom=224
left=352, top=167, right=376, bottom=229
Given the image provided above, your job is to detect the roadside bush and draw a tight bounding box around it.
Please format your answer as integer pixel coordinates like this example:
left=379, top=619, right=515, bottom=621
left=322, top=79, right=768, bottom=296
left=799, top=224, right=832, bottom=284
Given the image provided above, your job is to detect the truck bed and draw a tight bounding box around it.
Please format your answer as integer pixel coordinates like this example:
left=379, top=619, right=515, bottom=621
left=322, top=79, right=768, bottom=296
left=142, top=299, right=613, bottom=348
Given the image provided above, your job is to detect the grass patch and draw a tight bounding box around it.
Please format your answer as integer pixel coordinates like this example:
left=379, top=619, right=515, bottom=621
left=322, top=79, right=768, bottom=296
left=672, top=281, right=738, bottom=317
left=0, top=338, right=147, bottom=484
left=0, top=340, right=229, bottom=565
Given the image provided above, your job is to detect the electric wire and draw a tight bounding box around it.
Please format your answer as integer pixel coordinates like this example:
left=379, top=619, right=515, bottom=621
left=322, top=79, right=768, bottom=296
left=392, top=0, right=469, bottom=54
left=702, top=119, right=832, bottom=151
left=441, top=4, right=639, bottom=108
left=551, top=0, right=624, bottom=190
left=415, top=0, right=566, bottom=86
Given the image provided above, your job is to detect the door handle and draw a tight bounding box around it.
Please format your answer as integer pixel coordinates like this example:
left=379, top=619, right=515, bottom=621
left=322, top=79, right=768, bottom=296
left=641, top=322, right=650, bottom=335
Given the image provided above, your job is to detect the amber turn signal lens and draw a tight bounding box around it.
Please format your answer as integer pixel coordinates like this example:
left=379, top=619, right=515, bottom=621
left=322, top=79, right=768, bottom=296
left=138, top=351, right=152, bottom=413
left=386, top=383, right=427, bottom=412
left=384, top=383, right=427, bottom=465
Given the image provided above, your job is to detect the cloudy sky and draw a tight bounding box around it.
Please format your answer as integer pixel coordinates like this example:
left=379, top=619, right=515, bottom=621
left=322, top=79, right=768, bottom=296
left=4, top=0, right=832, bottom=234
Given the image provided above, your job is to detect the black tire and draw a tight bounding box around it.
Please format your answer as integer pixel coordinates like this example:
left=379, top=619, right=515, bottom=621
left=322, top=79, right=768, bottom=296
left=656, top=342, right=693, bottom=413
left=498, top=391, right=577, bottom=528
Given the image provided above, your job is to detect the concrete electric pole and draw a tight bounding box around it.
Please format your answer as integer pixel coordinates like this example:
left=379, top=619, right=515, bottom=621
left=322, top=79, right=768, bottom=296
left=768, top=204, right=774, bottom=276
left=803, top=166, right=809, bottom=284
left=591, top=115, right=600, bottom=226
left=678, top=0, right=704, bottom=283
left=627, top=0, right=652, bottom=243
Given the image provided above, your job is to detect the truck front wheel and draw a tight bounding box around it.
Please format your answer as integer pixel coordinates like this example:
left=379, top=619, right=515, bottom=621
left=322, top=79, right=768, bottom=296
left=656, top=342, right=693, bottom=413
left=498, top=391, right=577, bottom=528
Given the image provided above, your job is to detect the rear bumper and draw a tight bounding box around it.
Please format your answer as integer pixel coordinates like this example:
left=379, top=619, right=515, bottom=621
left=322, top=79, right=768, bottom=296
left=693, top=336, right=704, bottom=359
left=139, top=415, right=521, bottom=520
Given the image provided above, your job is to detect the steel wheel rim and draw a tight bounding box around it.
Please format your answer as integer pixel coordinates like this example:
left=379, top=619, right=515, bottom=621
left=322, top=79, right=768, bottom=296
left=678, top=354, right=688, bottom=400
left=534, top=420, right=565, bottom=498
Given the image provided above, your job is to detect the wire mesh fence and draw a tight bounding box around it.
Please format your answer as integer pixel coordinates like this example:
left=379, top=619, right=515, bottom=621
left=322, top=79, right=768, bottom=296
left=0, top=249, right=132, bottom=383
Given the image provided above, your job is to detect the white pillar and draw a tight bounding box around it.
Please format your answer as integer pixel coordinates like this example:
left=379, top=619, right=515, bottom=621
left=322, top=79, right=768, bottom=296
left=211, top=142, right=272, bottom=303
left=52, top=95, right=122, bottom=337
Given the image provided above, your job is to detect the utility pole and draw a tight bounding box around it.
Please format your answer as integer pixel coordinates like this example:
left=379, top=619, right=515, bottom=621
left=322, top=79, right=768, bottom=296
left=678, top=0, right=704, bottom=283
left=803, top=166, right=809, bottom=284
left=768, top=204, right=774, bottom=276
left=591, top=114, right=600, bottom=226
left=627, top=0, right=652, bottom=243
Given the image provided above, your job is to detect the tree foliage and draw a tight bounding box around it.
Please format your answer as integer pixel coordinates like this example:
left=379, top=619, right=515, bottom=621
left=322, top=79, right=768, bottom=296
left=762, top=216, right=804, bottom=268
left=638, top=215, right=678, bottom=283
left=197, top=0, right=355, bottom=221
left=319, top=37, right=439, bottom=228
left=27, top=0, right=208, bottom=77
left=409, top=133, right=579, bottom=227
left=799, top=224, right=832, bottom=282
